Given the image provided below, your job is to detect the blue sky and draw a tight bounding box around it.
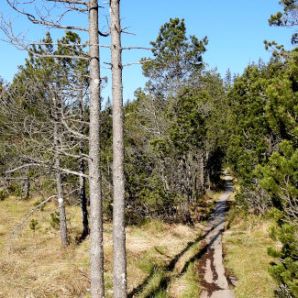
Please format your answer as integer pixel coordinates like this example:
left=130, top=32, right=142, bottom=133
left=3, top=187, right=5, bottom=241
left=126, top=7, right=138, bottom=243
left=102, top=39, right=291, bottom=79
left=0, top=0, right=294, bottom=102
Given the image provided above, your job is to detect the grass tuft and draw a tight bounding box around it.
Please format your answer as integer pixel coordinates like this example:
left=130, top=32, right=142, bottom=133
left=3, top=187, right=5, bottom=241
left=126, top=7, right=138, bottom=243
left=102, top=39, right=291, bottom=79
left=223, top=213, right=277, bottom=298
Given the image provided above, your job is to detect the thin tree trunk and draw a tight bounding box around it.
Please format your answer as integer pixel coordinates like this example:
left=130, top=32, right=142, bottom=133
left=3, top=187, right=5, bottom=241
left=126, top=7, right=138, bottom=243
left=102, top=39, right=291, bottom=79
left=56, top=165, right=68, bottom=247
left=110, top=0, right=127, bottom=296
left=78, top=88, right=89, bottom=242
left=88, top=0, right=104, bottom=296
left=79, top=147, right=89, bottom=241
left=199, top=153, right=205, bottom=191
left=160, top=159, right=170, bottom=192
left=22, top=170, right=30, bottom=200
left=53, top=100, right=68, bottom=247
left=206, top=151, right=211, bottom=190
left=186, top=155, right=192, bottom=202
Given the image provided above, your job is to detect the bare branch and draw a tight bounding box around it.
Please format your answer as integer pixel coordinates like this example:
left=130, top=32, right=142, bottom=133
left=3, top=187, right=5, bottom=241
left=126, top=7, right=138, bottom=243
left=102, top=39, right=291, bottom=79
left=10, top=194, right=56, bottom=239
left=6, top=0, right=88, bottom=31
left=46, top=0, right=88, bottom=6
left=61, top=118, right=89, bottom=139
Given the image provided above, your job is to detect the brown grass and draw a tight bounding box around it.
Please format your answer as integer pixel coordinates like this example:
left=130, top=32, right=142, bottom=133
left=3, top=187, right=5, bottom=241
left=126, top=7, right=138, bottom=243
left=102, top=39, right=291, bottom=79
left=0, top=197, right=204, bottom=298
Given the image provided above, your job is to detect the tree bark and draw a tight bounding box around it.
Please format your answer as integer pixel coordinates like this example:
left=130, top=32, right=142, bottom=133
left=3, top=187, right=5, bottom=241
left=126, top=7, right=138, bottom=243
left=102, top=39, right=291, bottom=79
left=110, top=0, right=127, bottom=297
left=78, top=89, right=89, bottom=242
left=88, top=0, right=104, bottom=296
left=79, top=146, right=89, bottom=241
left=199, top=153, right=205, bottom=191
left=21, top=170, right=30, bottom=200
left=206, top=151, right=211, bottom=190
left=53, top=99, right=68, bottom=247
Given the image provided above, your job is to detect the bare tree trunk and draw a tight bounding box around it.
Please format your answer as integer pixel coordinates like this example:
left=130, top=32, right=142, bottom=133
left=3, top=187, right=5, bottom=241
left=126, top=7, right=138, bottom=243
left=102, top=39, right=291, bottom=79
left=79, top=146, right=89, bottom=241
left=199, top=153, right=205, bottom=191
left=21, top=169, right=30, bottom=200
left=110, top=0, right=127, bottom=297
left=88, top=0, right=104, bottom=296
left=186, top=154, right=192, bottom=202
left=160, top=159, right=170, bottom=192
left=78, top=89, right=89, bottom=242
left=206, top=151, right=211, bottom=190
left=56, top=165, right=68, bottom=247
left=53, top=100, right=68, bottom=247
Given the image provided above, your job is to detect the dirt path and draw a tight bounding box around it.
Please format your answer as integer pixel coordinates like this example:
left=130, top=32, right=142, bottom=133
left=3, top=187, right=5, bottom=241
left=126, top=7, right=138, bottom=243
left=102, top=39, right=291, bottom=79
left=199, top=182, right=234, bottom=298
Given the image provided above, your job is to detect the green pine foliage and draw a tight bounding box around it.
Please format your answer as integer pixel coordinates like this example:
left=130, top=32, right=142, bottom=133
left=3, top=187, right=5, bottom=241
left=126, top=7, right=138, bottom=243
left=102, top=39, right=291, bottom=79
left=0, top=15, right=297, bottom=296
left=142, top=18, right=208, bottom=95
left=269, top=0, right=298, bottom=43
left=226, top=49, right=298, bottom=296
left=258, top=141, right=298, bottom=297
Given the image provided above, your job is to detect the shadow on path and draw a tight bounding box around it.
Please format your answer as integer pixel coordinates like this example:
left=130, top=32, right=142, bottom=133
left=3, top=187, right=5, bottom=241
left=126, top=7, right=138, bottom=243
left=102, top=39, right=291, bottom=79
left=128, top=220, right=224, bottom=298
left=129, top=178, right=234, bottom=297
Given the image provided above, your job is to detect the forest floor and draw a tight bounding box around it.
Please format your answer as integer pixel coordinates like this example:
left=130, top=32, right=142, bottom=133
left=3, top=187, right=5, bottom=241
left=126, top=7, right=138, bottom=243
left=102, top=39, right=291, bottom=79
left=0, top=187, right=276, bottom=298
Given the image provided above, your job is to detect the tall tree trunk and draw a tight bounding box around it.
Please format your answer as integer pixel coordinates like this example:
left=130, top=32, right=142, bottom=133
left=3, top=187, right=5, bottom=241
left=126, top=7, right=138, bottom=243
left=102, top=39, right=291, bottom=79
left=79, top=147, right=89, bottom=241
left=78, top=89, right=89, bottom=242
left=88, top=0, right=104, bottom=296
left=110, top=0, right=127, bottom=296
left=53, top=100, right=68, bottom=247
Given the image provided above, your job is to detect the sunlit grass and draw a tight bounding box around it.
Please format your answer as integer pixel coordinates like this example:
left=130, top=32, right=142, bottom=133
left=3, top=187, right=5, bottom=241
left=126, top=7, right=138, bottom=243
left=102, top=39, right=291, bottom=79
left=0, top=196, right=206, bottom=297
left=223, top=214, right=277, bottom=298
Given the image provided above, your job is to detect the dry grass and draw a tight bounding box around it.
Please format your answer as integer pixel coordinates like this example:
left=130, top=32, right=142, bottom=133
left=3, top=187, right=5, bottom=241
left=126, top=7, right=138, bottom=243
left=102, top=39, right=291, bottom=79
left=0, top=196, right=205, bottom=298
left=206, top=189, right=223, bottom=201
left=168, top=261, right=200, bottom=298
left=223, top=214, right=277, bottom=298
left=0, top=197, right=90, bottom=298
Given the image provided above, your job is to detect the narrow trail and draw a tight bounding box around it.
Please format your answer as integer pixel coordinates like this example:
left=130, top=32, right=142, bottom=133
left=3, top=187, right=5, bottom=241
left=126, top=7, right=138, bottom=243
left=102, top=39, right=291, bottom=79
left=199, top=180, right=234, bottom=298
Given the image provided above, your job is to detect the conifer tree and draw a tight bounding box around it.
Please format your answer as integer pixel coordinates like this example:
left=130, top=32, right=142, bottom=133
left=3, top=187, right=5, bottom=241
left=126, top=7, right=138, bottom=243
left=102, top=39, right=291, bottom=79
left=269, top=0, right=298, bottom=43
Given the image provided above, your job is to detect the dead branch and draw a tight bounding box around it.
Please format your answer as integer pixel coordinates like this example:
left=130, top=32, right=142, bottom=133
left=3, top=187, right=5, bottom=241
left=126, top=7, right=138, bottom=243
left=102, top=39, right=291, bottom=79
left=10, top=194, right=56, bottom=238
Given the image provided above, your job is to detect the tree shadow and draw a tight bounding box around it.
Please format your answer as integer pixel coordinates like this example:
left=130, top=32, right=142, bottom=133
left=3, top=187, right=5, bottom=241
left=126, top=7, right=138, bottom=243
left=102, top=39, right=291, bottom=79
left=178, top=229, right=222, bottom=277
left=75, top=227, right=89, bottom=244
left=143, top=230, right=222, bottom=298
left=128, top=219, right=224, bottom=298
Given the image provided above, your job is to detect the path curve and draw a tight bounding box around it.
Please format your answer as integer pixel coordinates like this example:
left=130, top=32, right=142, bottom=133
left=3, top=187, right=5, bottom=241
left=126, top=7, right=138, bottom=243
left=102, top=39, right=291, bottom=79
left=199, top=181, right=234, bottom=298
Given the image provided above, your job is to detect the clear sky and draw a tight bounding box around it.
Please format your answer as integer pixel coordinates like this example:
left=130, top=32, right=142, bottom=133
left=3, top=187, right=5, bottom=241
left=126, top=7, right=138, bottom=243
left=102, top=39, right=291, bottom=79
left=0, top=0, right=295, bottom=102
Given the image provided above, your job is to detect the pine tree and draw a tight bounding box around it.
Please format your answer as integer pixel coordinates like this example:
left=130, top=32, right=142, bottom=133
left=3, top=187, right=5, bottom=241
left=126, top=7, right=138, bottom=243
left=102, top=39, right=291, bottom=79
left=269, top=0, right=298, bottom=43
left=142, top=18, right=208, bottom=96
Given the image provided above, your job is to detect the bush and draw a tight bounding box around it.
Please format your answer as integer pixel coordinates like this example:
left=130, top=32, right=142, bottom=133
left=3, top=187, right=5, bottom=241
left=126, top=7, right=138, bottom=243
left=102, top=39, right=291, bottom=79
left=236, top=185, right=272, bottom=215
left=49, top=211, right=60, bottom=230
left=0, top=188, right=9, bottom=200
left=268, top=222, right=298, bottom=297
left=29, top=218, right=39, bottom=232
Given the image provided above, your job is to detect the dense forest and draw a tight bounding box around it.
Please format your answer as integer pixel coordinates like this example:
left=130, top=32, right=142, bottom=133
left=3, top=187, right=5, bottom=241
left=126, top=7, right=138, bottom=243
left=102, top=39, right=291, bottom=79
left=0, top=0, right=297, bottom=298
